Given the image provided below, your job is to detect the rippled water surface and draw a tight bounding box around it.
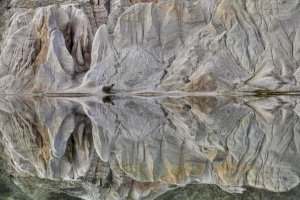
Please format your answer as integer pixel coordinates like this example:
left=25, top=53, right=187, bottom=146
left=0, top=95, right=299, bottom=200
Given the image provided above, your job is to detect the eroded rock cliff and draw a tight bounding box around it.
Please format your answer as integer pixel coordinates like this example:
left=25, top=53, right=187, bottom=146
left=0, top=0, right=300, bottom=93
left=0, top=1, right=300, bottom=199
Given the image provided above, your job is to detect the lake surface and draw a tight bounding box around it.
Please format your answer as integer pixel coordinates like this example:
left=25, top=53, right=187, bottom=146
left=0, top=95, right=299, bottom=199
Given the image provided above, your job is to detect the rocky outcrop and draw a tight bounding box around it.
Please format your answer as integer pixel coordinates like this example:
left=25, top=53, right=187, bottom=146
left=82, top=0, right=300, bottom=93
left=1, top=0, right=300, bottom=93
left=0, top=95, right=299, bottom=199
left=0, top=0, right=160, bottom=93
left=0, top=1, right=299, bottom=199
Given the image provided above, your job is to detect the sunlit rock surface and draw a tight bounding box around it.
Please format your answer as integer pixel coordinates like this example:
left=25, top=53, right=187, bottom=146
left=0, top=0, right=300, bottom=93
left=0, top=95, right=299, bottom=199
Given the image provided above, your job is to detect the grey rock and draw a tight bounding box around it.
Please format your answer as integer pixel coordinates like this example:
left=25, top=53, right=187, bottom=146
left=1, top=0, right=300, bottom=93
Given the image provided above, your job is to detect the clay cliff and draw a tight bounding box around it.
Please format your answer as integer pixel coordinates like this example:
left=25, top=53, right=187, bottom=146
left=0, top=0, right=300, bottom=93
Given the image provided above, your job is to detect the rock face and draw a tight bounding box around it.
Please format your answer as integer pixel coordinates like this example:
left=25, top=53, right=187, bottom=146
left=0, top=0, right=159, bottom=93
left=0, top=95, right=299, bottom=199
left=0, top=0, right=300, bottom=199
left=0, top=0, right=300, bottom=93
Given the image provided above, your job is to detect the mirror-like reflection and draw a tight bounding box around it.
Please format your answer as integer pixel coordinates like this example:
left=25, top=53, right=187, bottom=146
left=0, top=95, right=299, bottom=199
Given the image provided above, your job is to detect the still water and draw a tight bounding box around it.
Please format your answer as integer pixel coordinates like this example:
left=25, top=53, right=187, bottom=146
left=0, top=95, right=299, bottom=200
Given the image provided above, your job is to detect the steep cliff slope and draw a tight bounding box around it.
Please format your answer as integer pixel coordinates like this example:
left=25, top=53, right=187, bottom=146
left=0, top=0, right=300, bottom=93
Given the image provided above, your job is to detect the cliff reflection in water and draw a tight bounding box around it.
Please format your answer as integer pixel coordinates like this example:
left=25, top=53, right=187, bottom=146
left=0, top=95, right=299, bottom=200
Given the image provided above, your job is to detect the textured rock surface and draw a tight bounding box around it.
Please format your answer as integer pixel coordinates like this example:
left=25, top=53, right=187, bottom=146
left=0, top=0, right=300, bottom=199
left=0, top=95, right=299, bottom=199
left=1, top=0, right=300, bottom=93
left=0, top=0, right=159, bottom=93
